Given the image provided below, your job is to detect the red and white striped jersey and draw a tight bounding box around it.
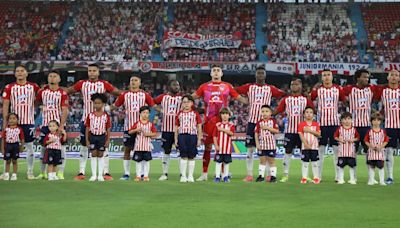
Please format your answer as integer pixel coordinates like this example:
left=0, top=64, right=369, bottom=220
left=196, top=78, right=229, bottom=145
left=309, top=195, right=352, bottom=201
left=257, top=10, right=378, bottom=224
left=3, top=126, right=24, bottom=143
left=154, top=93, right=182, bottom=132
left=130, top=120, right=157, bottom=152
left=364, top=129, right=389, bottom=161
left=213, top=121, right=235, bottom=154
left=195, top=81, right=239, bottom=121
left=73, top=80, right=116, bottom=122
left=114, top=90, right=154, bottom=131
left=255, top=118, right=278, bottom=150
left=36, top=88, right=69, bottom=127
left=2, top=82, right=40, bottom=125
left=343, top=85, right=377, bottom=127
left=44, top=132, right=65, bottom=150
left=298, top=121, right=320, bottom=150
left=175, top=110, right=202, bottom=135
left=276, top=95, right=314, bottom=133
left=236, top=83, right=284, bottom=123
left=310, top=84, right=346, bottom=126
left=85, top=112, right=111, bottom=135
left=334, top=126, right=360, bottom=158
left=376, top=86, right=400, bottom=129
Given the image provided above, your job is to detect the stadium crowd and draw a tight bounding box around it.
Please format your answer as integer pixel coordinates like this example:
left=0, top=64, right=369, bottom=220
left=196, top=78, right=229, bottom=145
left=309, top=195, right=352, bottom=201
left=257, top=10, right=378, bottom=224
left=58, top=0, right=163, bottom=61
left=265, top=3, right=360, bottom=63
left=0, top=1, right=69, bottom=60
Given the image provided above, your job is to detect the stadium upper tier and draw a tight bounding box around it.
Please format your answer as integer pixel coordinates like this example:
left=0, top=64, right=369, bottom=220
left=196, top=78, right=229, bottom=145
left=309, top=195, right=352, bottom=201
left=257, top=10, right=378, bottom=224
left=0, top=1, right=399, bottom=68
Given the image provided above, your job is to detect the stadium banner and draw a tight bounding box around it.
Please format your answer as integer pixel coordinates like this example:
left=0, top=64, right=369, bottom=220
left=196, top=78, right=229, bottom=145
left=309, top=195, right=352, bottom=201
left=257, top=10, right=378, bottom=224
left=0, top=60, right=294, bottom=75
left=295, top=62, right=369, bottom=75
left=383, top=63, right=400, bottom=72
left=163, top=31, right=241, bottom=50
left=139, top=61, right=294, bottom=74
left=4, top=133, right=363, bottom=160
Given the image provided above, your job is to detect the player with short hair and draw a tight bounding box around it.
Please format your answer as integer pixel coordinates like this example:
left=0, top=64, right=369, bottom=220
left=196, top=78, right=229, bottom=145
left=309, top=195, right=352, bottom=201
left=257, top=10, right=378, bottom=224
left=275, top=77, right=313, bottom=182
left=236, top=66, right=285, bottom=182
left=334, top=112, right=360, bottom=185
left=85, top=93, right=111, bottom=182
left=310, top=69, right=346, bottom=181
left=113, top=75, right=154, bottom=181
left=213, top=108, right=235, bottom=183
left=2, top=65, right=40, bottom=180
left=153, top=80, right=182, bottom=181
left=66, top=64, right=120, bottom=181
left=36, top=70, right=69, bottom=180
left=192, top=64, right=248, bottom=181
left=374, top=70, right=400, bottom=184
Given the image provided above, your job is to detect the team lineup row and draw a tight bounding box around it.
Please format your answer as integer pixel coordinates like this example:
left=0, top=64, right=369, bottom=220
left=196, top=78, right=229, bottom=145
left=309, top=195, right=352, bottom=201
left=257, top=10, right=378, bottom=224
left=1, top=64, right=400, bottom=185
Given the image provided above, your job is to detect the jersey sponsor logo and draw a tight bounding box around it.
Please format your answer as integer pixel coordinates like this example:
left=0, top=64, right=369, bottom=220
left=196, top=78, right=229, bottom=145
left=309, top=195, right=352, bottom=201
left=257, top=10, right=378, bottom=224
left=167, top=104, right=177, bottom=114
left=357, top=98, right=368, bottom=106
left=16, top=94, right=28, bottom=103
left=2, top=92, right=6, bottom=97
left=88, top=90, right=97, bottom=96
left=211, top=96, right=222, bottom=102
left=388, top=98, right=400, bottom=109
left=254, top=93, right=264, bottom=103
left=291, top=105, right=301, bottom=115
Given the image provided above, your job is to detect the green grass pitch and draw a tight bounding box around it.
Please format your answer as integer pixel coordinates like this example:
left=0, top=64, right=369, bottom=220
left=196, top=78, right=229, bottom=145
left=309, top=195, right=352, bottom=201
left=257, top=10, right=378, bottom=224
left=0, top=156, right=399, bottom=228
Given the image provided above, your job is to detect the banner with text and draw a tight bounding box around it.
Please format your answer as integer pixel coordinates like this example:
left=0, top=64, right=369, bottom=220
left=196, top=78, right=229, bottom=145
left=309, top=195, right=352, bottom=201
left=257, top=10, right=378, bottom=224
left=0, top=61, right=294, bottom=75
left=296, top=62, right=369, bottom=75
left=163, top=31, right=242, bottom=50
left=383, top=63, right=400, bottom=72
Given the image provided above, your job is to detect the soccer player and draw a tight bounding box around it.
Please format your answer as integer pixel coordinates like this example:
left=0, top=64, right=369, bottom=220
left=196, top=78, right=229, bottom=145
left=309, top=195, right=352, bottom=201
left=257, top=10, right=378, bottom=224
left=375, top=69, right=400, bottom=184
left=343, top=69, right=378, bottom=154
left=2, top=65, right=39, bottom=180
left=192, top=64, right=248, bottom=181
left=36, top=70, right=69, bottom=180
left=255, top=105, right=279, bottom=183
left=310, top=69, right=346, bottom=181
left=129, top=106, right=157, bottom=182
left=2, top=113, right=24, bottom=181
left=275, top=77, right=313, bottom=182
left=66, top=64, right=120, bottom=181
left=43, top=121, right=67, bottom=181
left=343, top=69, right=377, bottom=181
left=236, top=66, right=285, bottom=182
left=213, top=108, right=235, bottom=183
left=85, top=93, right=112, bottom=182
left=153, top=80, right=182, bottom=181
left=298, top=107, right=321, bottom=184
left=334, top=112, right=360, bottom=185
left=113, top=75, right=154, bottom=181
left=175, top=95, right=202, bottom=183
left=364, top=113, right=389, bottom=186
